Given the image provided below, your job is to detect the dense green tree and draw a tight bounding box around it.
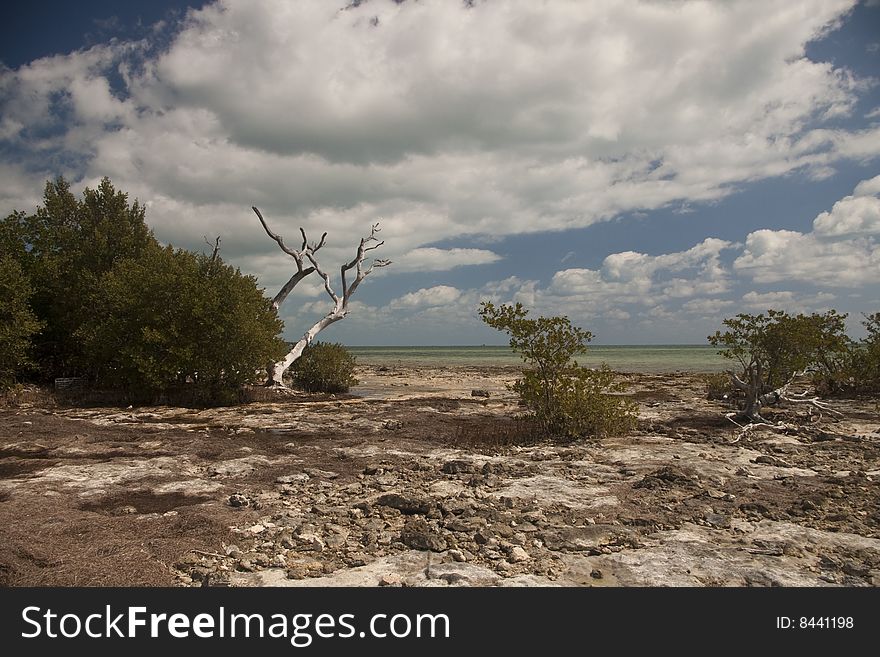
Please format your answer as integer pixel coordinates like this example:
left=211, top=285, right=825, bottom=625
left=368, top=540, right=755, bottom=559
left=479, top=302, right=636, bottom=438
left=0, top=177, right=153, bottom=378
left=0, top=256, right=44, bottom=390
left=77, top=243, right=288, bottom=403
left=2, top=177, right=289, bottom=402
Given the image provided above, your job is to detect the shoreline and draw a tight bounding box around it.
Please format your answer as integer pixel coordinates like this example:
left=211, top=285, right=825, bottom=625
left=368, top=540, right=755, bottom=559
left=1, top=369, right=877, bottom=587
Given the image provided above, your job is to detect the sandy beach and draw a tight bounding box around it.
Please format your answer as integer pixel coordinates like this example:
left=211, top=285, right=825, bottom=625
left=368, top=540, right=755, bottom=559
left=1, top=365, right=878, bottom=587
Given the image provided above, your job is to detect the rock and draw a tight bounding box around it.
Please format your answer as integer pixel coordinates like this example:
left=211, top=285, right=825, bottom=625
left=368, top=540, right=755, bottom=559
left=286, top=558, right=325, bottom=579
left=704, top=512, right=730, bottom=529
left=448, top=549, right=468, bottom=562
left=441, top=459, right=476, bottom=475
left=754, top=455, right=791, bottom=468
left=376, top=492, right=434, bottom=515
left=378, top=573, right=402, bottom=586
left=400, top=518, right=447, bottom=552
left=590, top=568, right=603, bottom=580
left=470, top=389, right=490, bottom=398
left=473, top=529, right=495, bottom=545
left=247, top=524, right=266, bottom=534
left=507, top=546, right=530, bottom=563
left=294, top=532, right=326, bottom=552
left=276, top=473, right=310, bottom=484
left=383, top=420, right=403, bottom=431
left=304, top=468, right=339, bottom=480
left=347, top=553, right=370, bottom=567
left=633, top=465, right=698, bottom=489
left=228, top=493, right=250, bottom=507
left=540, top=525, right=629, bottom=552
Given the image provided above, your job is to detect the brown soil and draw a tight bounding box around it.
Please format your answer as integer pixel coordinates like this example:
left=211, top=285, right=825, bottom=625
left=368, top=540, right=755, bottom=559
left=1, top=367, right=877, bottom=587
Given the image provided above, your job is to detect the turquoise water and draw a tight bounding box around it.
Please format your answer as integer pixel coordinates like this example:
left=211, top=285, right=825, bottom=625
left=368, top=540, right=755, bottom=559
left=347, top=345, right=727, bottom=373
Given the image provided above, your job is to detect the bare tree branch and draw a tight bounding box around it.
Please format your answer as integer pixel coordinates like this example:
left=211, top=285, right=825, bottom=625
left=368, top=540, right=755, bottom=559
left=252, top=207, right=316, bottom=310
left=203, top=235, right=221, bottom=263
left=255, top=212, right=391, bottom=386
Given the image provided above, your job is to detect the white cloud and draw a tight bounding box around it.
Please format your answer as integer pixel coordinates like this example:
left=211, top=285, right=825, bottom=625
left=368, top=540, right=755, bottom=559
left=550, top=238, right=735, bottom=305
left=389, top=285, right=462, bottom=309
left=681, top=298, right=736, bottom=316
left=734, top=229, right=879, bottom=285
left=394, top=247, right=501, bottom=272
left=735, top=175, right=880, bottom=285
left=812, top=174, right=880, bottom=236
left=2, top=0, right=879, bottom=344
left=740, top=290, right=836, bottom=312
left=1, top=0, right=874, bottom=268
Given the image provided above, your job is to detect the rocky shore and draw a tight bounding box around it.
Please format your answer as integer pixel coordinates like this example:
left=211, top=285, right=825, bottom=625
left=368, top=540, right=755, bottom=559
left=1, top=366, right=878, bottom=586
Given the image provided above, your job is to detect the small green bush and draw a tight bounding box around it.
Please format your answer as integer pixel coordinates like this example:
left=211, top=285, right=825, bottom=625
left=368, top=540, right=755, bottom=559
left=290, top=342, right=358, bottom=393
left=479, top=301, right=637, bottom=439
left=528, top=364, right=637, bottom=439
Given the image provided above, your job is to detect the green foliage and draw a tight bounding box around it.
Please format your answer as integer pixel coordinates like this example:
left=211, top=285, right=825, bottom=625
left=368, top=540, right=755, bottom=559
left=825, top=312, right=880, bottom=395
left=708, top=310, right=846, bottom=389
left=1, top=177, right=153, bottom=378
left=0, top=256, right=44, bottom=390
left=479, top=302, right=636, bottom=438
left=290, top=342, right=358, bottom=393
left=2, top=176, right=287, bottom=404
left=77, top=243, right=287, bottom=403
left=708, top=309, right=856, bottom=414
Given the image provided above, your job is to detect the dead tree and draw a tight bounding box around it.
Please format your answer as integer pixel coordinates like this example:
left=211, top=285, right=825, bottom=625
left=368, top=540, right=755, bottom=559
left=723, top=368, right=842, bottom=442
left=252, top=207, right=317, bottom=311
left=253, top=206, right=390, bottom=386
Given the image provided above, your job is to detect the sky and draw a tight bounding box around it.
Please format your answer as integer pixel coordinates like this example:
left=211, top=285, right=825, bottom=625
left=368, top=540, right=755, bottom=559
left=1, top=0, right=879, bottom=346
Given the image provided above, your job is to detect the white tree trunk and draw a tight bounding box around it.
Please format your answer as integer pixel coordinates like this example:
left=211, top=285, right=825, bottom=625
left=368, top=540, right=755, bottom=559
left=253, top=207, right=390, bottom=387
left=267, top=310, right=345, bottom=386
left=727, top=369, right=798, bottom=423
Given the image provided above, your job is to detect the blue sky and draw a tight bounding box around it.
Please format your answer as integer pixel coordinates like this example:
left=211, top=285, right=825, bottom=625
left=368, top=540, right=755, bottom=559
left=2, top=0, right=879, bottom=345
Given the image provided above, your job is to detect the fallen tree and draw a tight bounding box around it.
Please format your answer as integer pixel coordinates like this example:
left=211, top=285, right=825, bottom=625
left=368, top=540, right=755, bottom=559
left=253, top=206, right=390, bottom=386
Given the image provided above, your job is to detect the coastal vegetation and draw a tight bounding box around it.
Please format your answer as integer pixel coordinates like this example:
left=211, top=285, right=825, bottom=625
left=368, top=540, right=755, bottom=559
left=290, top=341, right=359, bottom=393
left=709, top=310, right=879, bottom=422
left=0, top=178, right=285, bottom=403
left=479, top=301, right=637, bottom=439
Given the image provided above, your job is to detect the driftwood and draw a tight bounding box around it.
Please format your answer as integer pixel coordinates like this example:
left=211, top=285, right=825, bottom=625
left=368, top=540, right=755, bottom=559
left=723, top=369, right=843, bottom=442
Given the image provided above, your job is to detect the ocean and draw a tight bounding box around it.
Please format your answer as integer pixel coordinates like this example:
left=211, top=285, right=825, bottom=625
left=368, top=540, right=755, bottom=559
left=346, top=345, right=728, bottom=373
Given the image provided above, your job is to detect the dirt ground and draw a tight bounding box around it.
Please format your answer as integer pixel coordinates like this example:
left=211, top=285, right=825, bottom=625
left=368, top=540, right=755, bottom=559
left=1, top=366, right=878, bottom=587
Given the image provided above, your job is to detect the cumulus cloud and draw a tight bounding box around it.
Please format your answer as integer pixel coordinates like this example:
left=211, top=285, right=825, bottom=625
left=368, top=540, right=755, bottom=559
left=394, top=247, right=502, bottom=272
left=740, top=290, right=836, bottom=312
left=680, top=298, right=736, bottom=316
left=1, top=0, right=878, bottom=343
left=812, top=174, right=880, bottom=236
left=550, top=238, right=735, bottom=305
left=735, top=175, right=880, bottom=285
left=1, top=0, right=874, bottom=261
left=389, top=285, right=461, bottom=309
